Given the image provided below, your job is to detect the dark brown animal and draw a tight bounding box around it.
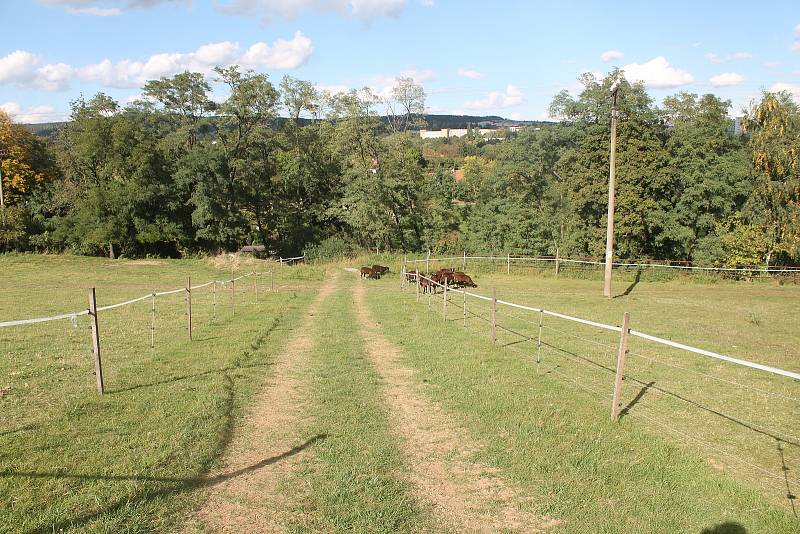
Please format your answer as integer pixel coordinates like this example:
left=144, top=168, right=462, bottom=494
left=453, top=272, right=477, bottom=288
left=360, top=266, right=374, bottom=279
left=420, top=277, right=434, bottom=294
left=372, top=265, right=389, bottom=275
left=405, top=269, right=418, bottom=281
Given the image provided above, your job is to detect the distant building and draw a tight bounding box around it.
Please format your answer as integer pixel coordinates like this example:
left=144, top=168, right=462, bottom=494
left=728, top=117, right=743, bottom=135
left=418, top=126, right=522, bottom=139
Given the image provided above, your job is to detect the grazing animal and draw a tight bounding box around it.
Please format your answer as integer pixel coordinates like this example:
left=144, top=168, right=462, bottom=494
left=360, top=266, right=374, bottom=279
left=372, top=265, right=389, bottom=274
left=405, top=269, right=419, bottom=281
left=420, top=277, right=434, bottom=294
left=453, top=272, right=477, bottom=288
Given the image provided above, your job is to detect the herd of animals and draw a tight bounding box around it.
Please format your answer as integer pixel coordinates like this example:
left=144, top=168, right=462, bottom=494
left=359, top=264, right=477, bottom=293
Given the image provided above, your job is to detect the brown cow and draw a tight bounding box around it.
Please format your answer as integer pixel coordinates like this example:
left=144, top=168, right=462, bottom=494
left=405, top=269, right=419, bottom=281
left=453, top=272, right=477, bottom=288
left=372, top=265, right=390, bottom=275
left=360, top=266, right=375, bottom=279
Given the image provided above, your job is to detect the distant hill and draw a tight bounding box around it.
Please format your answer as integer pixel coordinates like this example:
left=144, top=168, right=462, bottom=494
left=419, top=114, right=551, bottom=130
left=22, top=114, right=554, bottom=140
left=23, top=122, right=66, bottom=139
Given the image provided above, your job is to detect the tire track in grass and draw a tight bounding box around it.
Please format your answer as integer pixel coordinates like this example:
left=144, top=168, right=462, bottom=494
left=184, top=274, right=338, bottom=532
left=352, top=277, right=561, bottom=533
left=286, top=276, right=429, bottom=533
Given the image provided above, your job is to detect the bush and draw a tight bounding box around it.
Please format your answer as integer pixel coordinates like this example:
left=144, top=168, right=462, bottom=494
left=303, top=236, right=360, bottom=263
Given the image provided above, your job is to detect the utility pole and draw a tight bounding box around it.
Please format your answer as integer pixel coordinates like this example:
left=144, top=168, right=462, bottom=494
left=603, top=79, right=621, bottom=298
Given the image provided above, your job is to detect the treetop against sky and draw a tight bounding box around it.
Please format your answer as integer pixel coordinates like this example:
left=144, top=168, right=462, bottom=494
left=1, top=0, right=799, bottom=123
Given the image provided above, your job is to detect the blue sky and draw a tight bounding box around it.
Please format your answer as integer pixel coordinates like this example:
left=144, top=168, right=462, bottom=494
left=1, top=0, right=799, bottom=123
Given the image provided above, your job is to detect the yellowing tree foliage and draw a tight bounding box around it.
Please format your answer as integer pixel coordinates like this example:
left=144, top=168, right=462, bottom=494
left=0, top=111, right=52, bottom=205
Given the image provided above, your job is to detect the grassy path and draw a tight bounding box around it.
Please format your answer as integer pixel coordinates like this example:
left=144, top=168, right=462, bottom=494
left=362, top=278, right=800, bottom=533
left=352, top=279, right=559, bottom=533
left=184, top=274, right=339, bottom=532
left=282, top=272, right=431, bottom=533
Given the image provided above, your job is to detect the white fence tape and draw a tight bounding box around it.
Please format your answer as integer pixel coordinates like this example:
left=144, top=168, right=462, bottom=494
left=0, top=271, right=268, bottom=329
left=409, top=255, right=800, bottom=274
left=0, top=309, right=90, bottom=328
left=408, top=272, right=799, bottom=382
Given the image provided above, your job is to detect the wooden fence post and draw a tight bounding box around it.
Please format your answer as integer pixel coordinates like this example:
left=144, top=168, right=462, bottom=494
left=536, top=310, right=543, bottom=364
left=426, top=249, right=430, bottom=274
left=507, top=253, right=511, bottom=274
left=401, top=265, right=406, bottom=291
left=88, top=288, right=104, bottom=395
left=443, top=278, right=448, bottom=320
left=462, top=251, right=466, bottom=271
left=231, top=275, right=235, bottom=317
left=555, top=247, right=561, bottom=277
left=150, top=293, right=156, bottom=349
left=212, top=281, right=217, bottom=323
left=462, top=288, right=467, bottom=328
left=186, top=276, right=192, bottom=340
left=416, top=272, right=420, bottom=302
left=491, top=287, right=497, bottom=344
left=611, top=312, right=631, bottom=421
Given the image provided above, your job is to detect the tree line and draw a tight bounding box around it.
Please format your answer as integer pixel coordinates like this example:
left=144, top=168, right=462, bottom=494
left=0, top=67, right=798, bottom=267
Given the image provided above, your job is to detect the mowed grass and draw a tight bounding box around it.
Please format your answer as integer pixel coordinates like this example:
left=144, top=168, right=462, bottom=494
left=0, top=254, right=322, bottom=533
left=285, top=278, right=432, bottom=533
left=363, top=273, right=800, bottom=532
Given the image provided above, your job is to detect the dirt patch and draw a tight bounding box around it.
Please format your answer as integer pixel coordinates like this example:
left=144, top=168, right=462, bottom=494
left=352, top=278, right=561, bottom=533
left=184, top=275, right=338, bottom=532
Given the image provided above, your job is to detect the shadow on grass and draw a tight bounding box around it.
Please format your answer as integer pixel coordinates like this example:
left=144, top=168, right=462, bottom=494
left=10, top=434, right=327, bottom=534
left=619, top=381, right=655, bottom=419
left=614, top=269, right=643, bottom=298
left=700, top=522, right=747, bottom=534
left=542, top=341, right=800, bottom=448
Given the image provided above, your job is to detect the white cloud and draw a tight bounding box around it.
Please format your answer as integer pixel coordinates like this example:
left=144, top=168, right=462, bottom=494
left=622, top=56, right=694, bottom=88
left=794, top=42, right=800, bottom=52
left=241, top=32, right=313, bottom=69
left=764, top=61, right=780, bottom=68
left=66, top=6, right=123, bottom=15
left=1, top=101, right=60, bottom=123
left=0, top=51, right=73, bottom=91
left=770, top=82, right=800, bottom=103
left=457, top=68, right=481, bottom=79
left=464, top=84, right=526, bottom=110
left=315, top=84, right=349, bottom=95
left=733, top=51, right=753, bottom=60
left=710, top=72, right=744, bottom=87
left=40, top=0, right=180, bottom=14
left=795, top=23, right=800, bottom=38
left=195, top=41, right=240, bottom=65
left=600, top=50, right=624, bottom=63
left=366, top=68, right=436, bottom=99
left=705, top=52, right=722, bottom=64
left=80, top=33, right=312, bottom=89
left=218, top=0, right=408, bottom=22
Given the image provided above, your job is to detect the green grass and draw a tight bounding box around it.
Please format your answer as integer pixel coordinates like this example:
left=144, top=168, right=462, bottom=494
left=0, top=254, right=323, bottom=533
left=285, top=279, right=431, bottom=533
left=363, top=275, right=800, bottom=533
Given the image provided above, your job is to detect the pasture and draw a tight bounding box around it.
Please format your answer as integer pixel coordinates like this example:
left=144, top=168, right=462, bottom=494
left=1, top=254, right=798, bottom=532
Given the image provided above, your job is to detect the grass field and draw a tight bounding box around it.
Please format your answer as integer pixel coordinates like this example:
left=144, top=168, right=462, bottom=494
left=0, top=254, right=323, bottom=532
left=2, top=254, right=799, bottom=533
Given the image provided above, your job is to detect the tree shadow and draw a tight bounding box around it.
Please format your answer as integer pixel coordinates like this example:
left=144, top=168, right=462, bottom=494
left=615, top=269, right=642, bottom=298
left=700, top=522, right=747, bottom=534
left=11, top=434, right=326, bottom=534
